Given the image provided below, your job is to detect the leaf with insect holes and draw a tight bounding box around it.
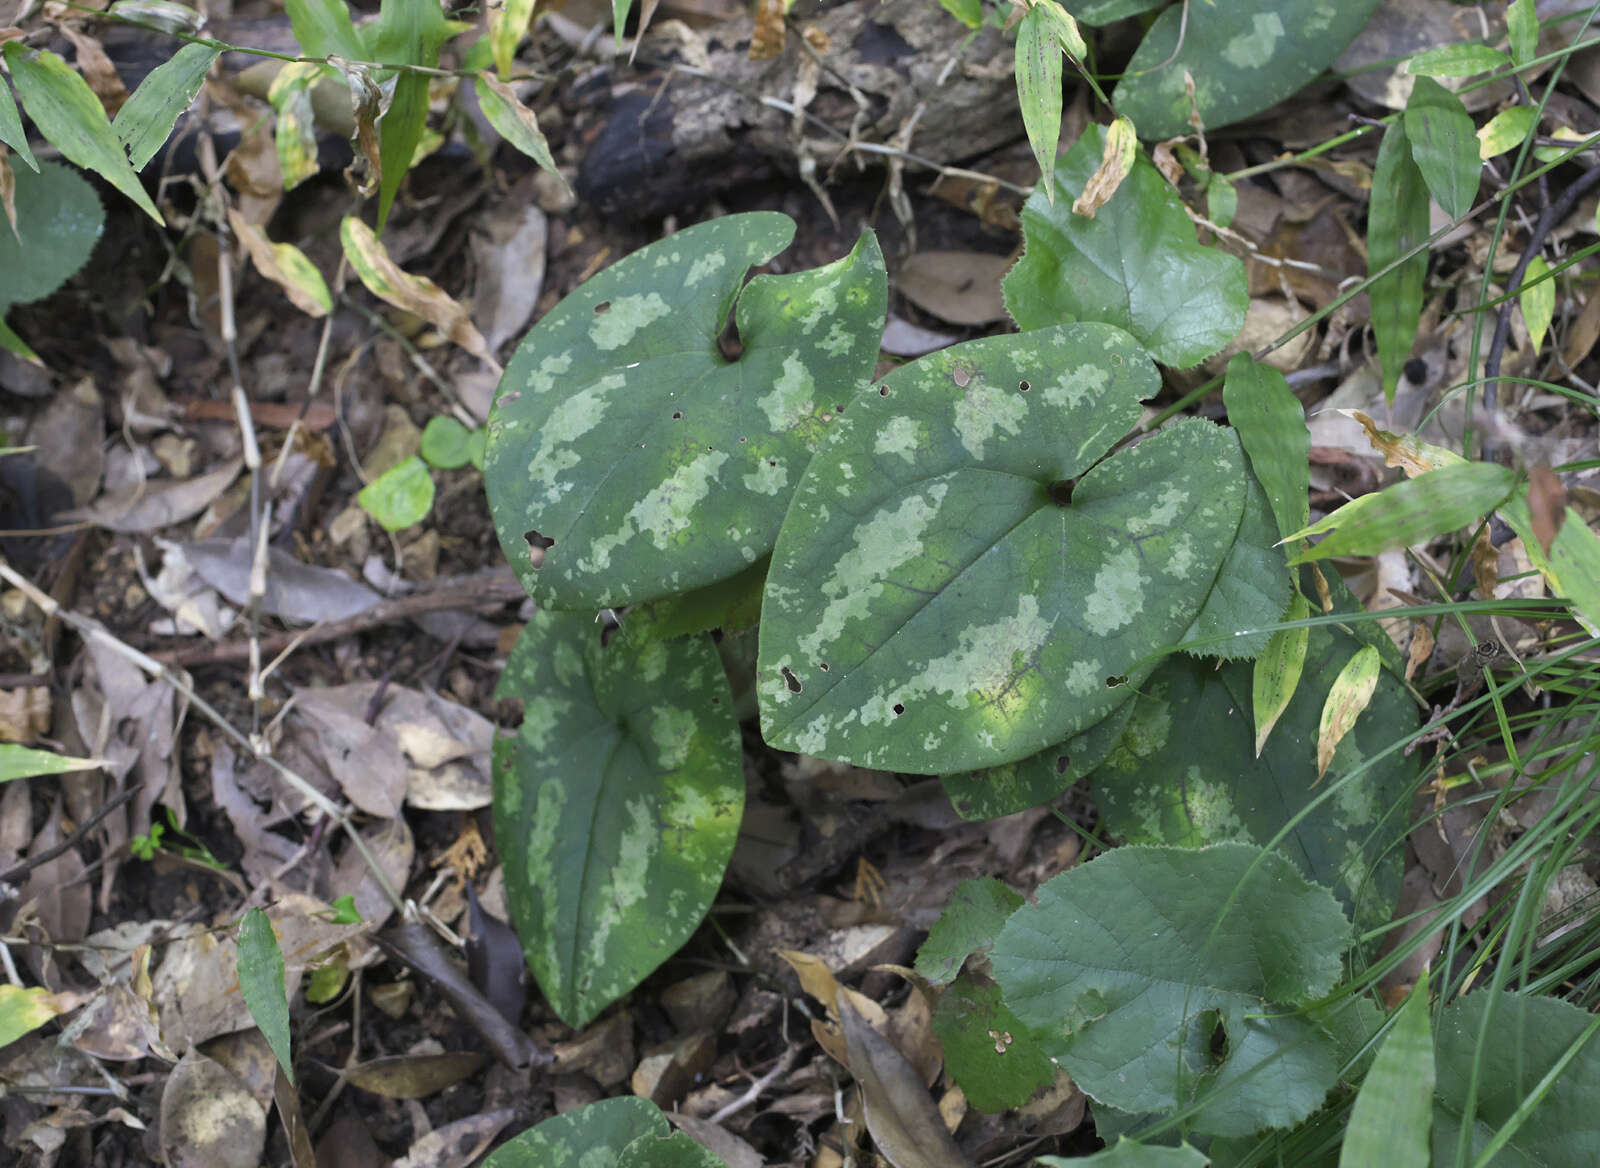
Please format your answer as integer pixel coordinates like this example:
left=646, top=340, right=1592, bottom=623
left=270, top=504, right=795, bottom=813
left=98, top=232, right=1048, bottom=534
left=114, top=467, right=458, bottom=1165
left=1111, top=0, right=1383, bottom=140
left=112, top=43, right=220, bottom=172
left=1005, top=124, right=1248, bottom=368
left=759, top=323, right=1268, bottom=774
left=493, top=609, right=742, bottom=1028
left=990, top=843, right=1350, bottom=1136
left=484, top=212, right=886, bottom=612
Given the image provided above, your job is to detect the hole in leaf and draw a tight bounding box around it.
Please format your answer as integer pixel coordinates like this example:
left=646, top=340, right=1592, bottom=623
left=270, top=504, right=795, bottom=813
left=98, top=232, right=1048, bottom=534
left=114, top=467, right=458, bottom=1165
left=671, top=411, right=683, bottom=420
left=952, top=365, right=971, bottom=387
left=717, top=309, right=744, bottom=362
left=1403, top=357, right=1428, bottom=384
left=1207, top=1013, right=1229, bottom=1067
left=768, top=460, right=777, bottom=467
left=1105, top=675, right=1127, bottom=689
left=834, top=403, right=845, bottom=413
left=878, top=385, right=891, bottom=396
left=892, top=702, right=905, bottom=716
left=818, top=662, right=829, bottom=672
left=780, top=666, right=803, bottom=694
left=523, top=530, right=555, bottom=570
left=1047, top=480, right=1075, bottom=507
left=1019, top=379, right=1031, bottom=392
left=1055, top=755, right=1070, bottom=775
left=593, top=300, right=611, bottom=314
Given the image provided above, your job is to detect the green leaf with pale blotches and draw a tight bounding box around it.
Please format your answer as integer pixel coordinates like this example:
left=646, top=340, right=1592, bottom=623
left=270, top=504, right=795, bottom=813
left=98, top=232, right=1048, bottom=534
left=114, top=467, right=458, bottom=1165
left=267, top=62, right=325, bottom=192
left=1005, top=124, right=1248, bottom=368
left=357, top=456, right=435, bottom=531
left=1111, top=0, right=1384, bottom=140
left=1179, top=469, right=1289, bottom=660
left=759, top=323, right=1254, bottom=773
left=0, top=985, right=74, bottom=1047
left=493, top=609, right=743, bottom=1028
left=1479, top=105, right=1537, bottom=159
left=481, top=1097, right=669, bottom=1166
left=485, top=212, right=886, bottom=611
left=0, top=162, right=103, bottom=307
left=1252, top=591, right=1310, bottom=755
left=990, top=843, right=1351, bottom=1136
left=1092, top=617, right=1416, bottom=932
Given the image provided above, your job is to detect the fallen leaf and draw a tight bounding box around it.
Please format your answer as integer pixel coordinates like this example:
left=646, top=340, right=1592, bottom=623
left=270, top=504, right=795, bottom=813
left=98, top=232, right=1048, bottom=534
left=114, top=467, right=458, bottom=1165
left=228, top=209, right=332, bottom=317
left=158, top=1049, right=267, bottom=1168
left=391, top=1108, right=515, bottom=1168
left=63, top=456, right=243, bottom=533
left=898, top=251, right=1010, bottom=325
left=181, top=536, right=382, bottom=623
left=840, top=997, right=971, bottom=1168
left=344, top=1050, right=488, bottom=1098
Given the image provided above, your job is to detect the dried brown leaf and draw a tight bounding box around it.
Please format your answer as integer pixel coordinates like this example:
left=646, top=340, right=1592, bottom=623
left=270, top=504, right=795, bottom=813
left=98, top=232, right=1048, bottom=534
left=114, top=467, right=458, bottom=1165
left=344, top=1051, right=488, bottom=1099
left=840, top=997, right=971, bottom=1168
left=898, top=252, right=1009, bottom=325
left=63, top=456, right=243, bottom=533
left=158, top=1049, right=267, bottom=1168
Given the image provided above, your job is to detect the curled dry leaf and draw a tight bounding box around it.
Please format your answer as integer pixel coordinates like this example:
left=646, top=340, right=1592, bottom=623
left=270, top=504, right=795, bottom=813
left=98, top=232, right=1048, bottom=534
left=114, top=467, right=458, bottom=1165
left=1071, top=115, right=1136, bottom=218
left=181, top=536, right=381, bottom=623
left=227, top=209, right=332, bottom=317
left=840, top=997, right=971, bottom=1168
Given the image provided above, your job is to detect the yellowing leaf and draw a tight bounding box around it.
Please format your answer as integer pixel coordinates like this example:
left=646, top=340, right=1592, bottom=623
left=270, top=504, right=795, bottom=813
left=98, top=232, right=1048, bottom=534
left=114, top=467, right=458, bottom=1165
left=1477, top=105, right=1536, bottom=160
left=1072, top=115, right=1137, bottom=218
left=490, top=0, right=537, bottom=78
left=1317, top=645, right=1381, bottom=781
left=229, top=209, right=332, bottom=317
left=473, top=74, right=565, bottom=193
left=1254, top=592, right=1310, bottom=757
left=1521, top=254, right=1554, bottom=355
left=0, top=984, right=77, bottom=1046
left=1342, top=410, right=1467, bottom=476
left=267, top=61, right=325, bottom=192
left=340, top=216, right=498, bottom=368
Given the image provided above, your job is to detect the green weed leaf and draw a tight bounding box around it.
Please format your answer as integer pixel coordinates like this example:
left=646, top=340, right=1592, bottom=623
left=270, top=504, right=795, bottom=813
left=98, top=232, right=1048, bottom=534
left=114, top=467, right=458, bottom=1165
left=931, top=970, right=1055, bottom=1113
left=0, top=986, right=69, bottom=1047
left=1, top=44, right=162, bottom=224
left=1341, top=972, right=1433, bottom=1168
left=1038, top=1139, right=1208, bottom=1167
left=1316, top=645, right=1381, bottom=781
left=1178, top=470, right=1289, bottom=660
left=474, top=73, right=563, bottom=183
left=1015, top=4, right=1064, bottom=199
left=1478, top=105, right=1537, bottom=159
left=916, top=877, right=1024, bottom=985
left=1521, top=255, right=1554, bottom=354
left=1502, top=492, right=1600, bottom=635
left=238, top=908, right=293, bottom=1083
left=0, top=743, right=102, bottom=782
left=1433, top=991, right=1600, bottom=1164
left=481, top=1097, right=671, bottom=1165
left=1005, top=124, right=1248, bottom=368
left=1508, top=0, right=1538, bottom=68
left=485, top=212, right=886, bottom=611
left=1284, top=461, right=1517, bottom=564
left=990, top=843, right=1350, bottom=1135
left=1223, top=355, right=1310, bottom=541
left=1368, top=120, right=1430, bottom=405
left=1071, top=0, right=1164, bottom=25
left=1093, top=619, right=1415, bottom=930
left=375, top=72, right=428, bottom=235
left=1407, top=44, right=1510, bottom=78
left=1405, top=76, right=1481, bottom=219
left=936, top=0, right=982, bottom=30
left=0, top=75, right=38, bottom=170
left=420, top=415, right=485, bottom=470
left=0, top=162, right=104, bottom=307
left=113, top=43, right=220, bottom=171
left=283, top=0, right=364, bottom=59
left=357, top=456, right=435, bottom=531
left=493, top=610, right=743, bottom=1028
left=759, top=325, right=1257, bottom=773
left=1111, top=0, right=1383, bottom=140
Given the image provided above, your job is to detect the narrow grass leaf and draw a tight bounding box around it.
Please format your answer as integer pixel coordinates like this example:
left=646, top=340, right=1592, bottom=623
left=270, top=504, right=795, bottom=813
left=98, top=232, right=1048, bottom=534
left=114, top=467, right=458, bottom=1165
left=238, top=908, right=294, bottom=1083
left=283, top=0, right=365, bottom=59
left=0, top=743, right=103, bottom=782
left=1478, top=105, right=1537, bottom=159
left=1404, top=76, right=1480, bottom=218
left=1253, top=592, right=1310, bottom=756
left=1507, top=0, right=1538, bottom=68
left=1406, top=44, right=1510, bottom=77
left=113, top=43, right=219, bottom=170
left=375, top=71, right=427, bottom=234
left=2, top=44, right=162, bottom=224
left=0, top=73, right=40, bottom=171
left=1521, top=254, right=1554, bottom=355
left=1284, top=461, right=1517, bottom=564
left=1316, top=645, right=1380, bottom=780
left=490, top=0, right=536, bottom=77
left=1015, top=5, right=1063, bottom=200
left=1223, top=354, right=1310, bottom=539
left=474, top=74, right=564, bottom=187
left=1340, top=971, right=1433, bottom=1168
left=1368, top=122, right=1428, bottom=404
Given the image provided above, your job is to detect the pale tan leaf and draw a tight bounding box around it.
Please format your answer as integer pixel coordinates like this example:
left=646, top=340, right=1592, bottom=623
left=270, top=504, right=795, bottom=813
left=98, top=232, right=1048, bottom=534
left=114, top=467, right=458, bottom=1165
left=1072, top=115, right=1137, bottom=218
left=62, top=456, right=243, bottom=533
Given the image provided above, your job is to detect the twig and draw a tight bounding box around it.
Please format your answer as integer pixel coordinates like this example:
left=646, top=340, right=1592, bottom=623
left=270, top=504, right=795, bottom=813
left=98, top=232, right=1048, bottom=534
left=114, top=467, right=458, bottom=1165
left=148, top=565, right=526, bottom=668
left=707, top=1045, right=801, bottom=1125
left=0, top=787, right=139, bottom=888
left=0, top=559, right=406, bottom=915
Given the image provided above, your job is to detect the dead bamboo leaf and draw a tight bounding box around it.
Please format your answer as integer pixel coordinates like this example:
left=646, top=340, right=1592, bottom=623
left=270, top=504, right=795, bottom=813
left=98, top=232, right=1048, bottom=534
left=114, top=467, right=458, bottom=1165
left=1072, top=115, right=1136, bottom=218
left=344, top=1051, right=488, bottom=1099
left=227, top=210, right=332, bottom=317
left=63, top=457, right=243, bottom=533
left=1316, top=645, right=1381, bottom=781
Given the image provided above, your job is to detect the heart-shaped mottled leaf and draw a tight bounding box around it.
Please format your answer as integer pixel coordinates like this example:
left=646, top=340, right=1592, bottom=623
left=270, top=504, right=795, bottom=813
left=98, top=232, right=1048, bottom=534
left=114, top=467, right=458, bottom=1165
left=760, top=323, right=1249, bottom=773
left=481, top=1097, right=667, bottom=1166
left=486, top=212, right=886, bottom=611
left=1112, top=0, right=1384, bottom=140
left=1178, top=469, right=1289, bottom=660
left=493, top=610, right=742, bottom=1028
left=990, top=843, right=1350, bottom=1136
left=1092, top=619, right=1417, bottom=932
left=1004, top=125, right=1247, bottom=368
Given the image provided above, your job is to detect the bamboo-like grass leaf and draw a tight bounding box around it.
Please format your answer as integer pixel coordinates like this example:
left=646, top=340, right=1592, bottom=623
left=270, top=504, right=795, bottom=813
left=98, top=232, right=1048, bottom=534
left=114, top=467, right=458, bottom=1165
left=1015, top=5, right=1063, bottom=201
left=1405, top=76, right=1481, bottom=219
left=1316, top=645, right=1380, bottom=781
left=238, top=908, right=294, bottom=1083
left=1368, top=121, right=1429, bottom=405
left=112, top=43, right=220, bottom=171
left=1340, top=971, right=1433, bottom=1168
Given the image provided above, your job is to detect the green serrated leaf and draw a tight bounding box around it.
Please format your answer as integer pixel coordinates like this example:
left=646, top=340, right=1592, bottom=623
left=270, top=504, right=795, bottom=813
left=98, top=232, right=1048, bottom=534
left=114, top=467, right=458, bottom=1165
left=1005, top=124, right=1248, bottom=368
left=484, top=212, right=886, bottom=611
left=113, top=43, right=220, bottom=171
left=1521, top=255, right=1555, bottom=355
left=759, top=326, right=1251, bottom=773
left=940, top=696, right=1136, bottom=821
left=0, top=74, right=40, bottom=171
left=916, top=877, right=1024, bottom=985
left=1112, top=0, right=1383, bottom=140
left=1406, top=44, right=1511, bottom=78
left=1093, top=617, right=1414, bottom=931
left=357, top=456, right=435, bottom=531
left=493, top=611, right=743, bottom=1028
left=481, top=1097, right=669, bottom=1166
left=238, top=908, right=293, bottom=1083
left=1038, top=1138, right=1209, bottom=1167
left=1285, top=461, right=1517, bottom=564
left=1477, top=105, right=1537, bottom=161
left=0, top=742, right=101, bottom=782
left=1341, top=972, right=1433, bottom=1168
left=1508, top=0, right=1538, bottom=68
left=1405, top=76, right=1481, bottom=219
left=991, top=843, right=1351, bottom=1136
left=0, top=161, right=105, bottom=305
left=932, top=969, right=1055, bottom=1113
left=1252, top=591, right=1310, bottom=756
left=1015, top=6, right=1064, bottom=199
left=1223, top=354, right=1310, bottom=541
left=2, top=44, right=162, bottom=225
left=284, top=0, right=365, bottom=59
left=1433, top=991, right=1600, bottom=1165
left=1368, top=120, right=1429, bottom=406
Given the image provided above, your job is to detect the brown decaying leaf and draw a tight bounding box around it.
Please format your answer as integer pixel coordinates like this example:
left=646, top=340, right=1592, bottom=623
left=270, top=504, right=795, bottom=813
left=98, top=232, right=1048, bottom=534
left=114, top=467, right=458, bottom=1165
left=898, top=252, right=1010, bottom=325
left=1072, top=116, right=1135, bottom=218
left=750, top=0, right=785, bottom=59
left=0, top=685, right=50, bottom=743
left=182, top=536, right=381, bottom=624
left=227, top=209, right=331, bottom=318
left=1527, top=463, right=1568, bottom=557
left=158, top=1050, right=267, bottom=1168
left=470, top=203, right=548, bottom=354
left=62, top=456, right=244, bottom=533
left=839, top=997, right=971, bottom=1168
left=465, top=879, right=528, bottom=1027
left=391, top=1108, right=515, bottom=1168
left=1405, top=621, right=1435, bottom=682
left=58, top=25, right=130, bottom=116
left=0, top=148, right=16, bottom=238
left=274, top=1063, right=317, bottom=1168
left=343, top=1051, right=489, bottom=1099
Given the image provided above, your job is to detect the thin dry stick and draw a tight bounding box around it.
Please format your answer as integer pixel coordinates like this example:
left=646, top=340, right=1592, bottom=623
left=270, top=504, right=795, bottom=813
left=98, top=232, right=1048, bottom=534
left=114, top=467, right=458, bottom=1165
left=0, top=559, right=405, bottom=915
